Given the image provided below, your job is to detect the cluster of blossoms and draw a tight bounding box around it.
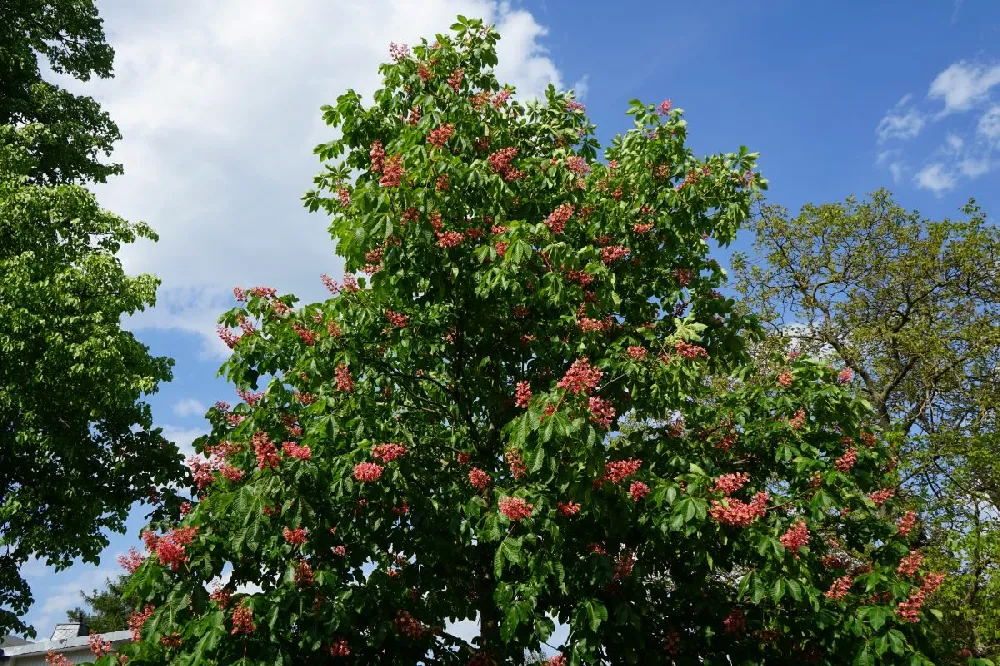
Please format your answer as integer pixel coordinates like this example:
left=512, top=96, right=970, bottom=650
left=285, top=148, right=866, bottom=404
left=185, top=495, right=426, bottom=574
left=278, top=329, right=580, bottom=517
left=468, top=467, right=491, bottom=489
left=712, top=472, right=750, bottom=495
left=545, top=203, right=574, bottom=234
left=722, top=610, right=746, bottom=635
left=254, top=432, right=281, bottom=470
left=291, top=322, right=316, bottom=345
left=328, top=639, right=351, bottom=657
left=294, top=559, right=315, bottom=586
left=354, top=462, right=384, bottom=482
left=896, top=573, right=946, bottom=623
left=601, top=245, right=629, bottom=264
left=437, top=229, right=464, bottom=248
left=335, top=363, right=353, bottom=392
left=630, top=481, right=650, bottom=501
left=427, top=123, right=453, bottom=148
left=709, top=492, right=769, bottom=527
left=394, top=610, right=427, bottom=638
left=777, top=370, right=793, bottom=387
left=834, top=448, right=858, bottom=472
left=385, top=309, right=409, bottom=328
left=128, top=604, right=156, bottom=641
left=627, top=346, right=648, bottom=360
left=373, top=442, right=408, bottom=461
left=557, top=358, right=603, bottom=394
left=779, top=520, right=810, bottom=556
left=380, top=154, right=405, bottom=188
left=231, top=600, right=256, bottom=635
left=118, top=546, right=146, bottom=573
left=209, top=586, right=231, bottom=609
left=788, top=409, right=807, bottom=430
left=558, top=500, right=581, bottom=517
left=674, top=340, right=708, bottom=360
left=506, top=448, right=527, bottom=479
left=143, top=526, right=198, bottom=571
left=869, top=488, right=895, bottom=505
left=514, top=381, right=532, bottom=408
left=897, top=511, right=918, bottom=536
left=88, top=634, right=111, bottom=658
left=601, top=458, right=643, bottom=485
left=46, top=651, right=71, bottom=666
left=825, top=575, right=854, bottom=600
left=499, top=496, right=533, bottom=521
left=838, top=367, right=854, bottom=383
left=283, top=526, right=307, bottom=546
left=657, top=98, right=673, bottom=115
left=588, top=396, right=616, bottom=428
left=488, top=147, right=522, bottom=180
left=283, top=442, right=311, bottom=460
left=388, top=42, right=410, bottom=61
left=897, top=550, right=923, bottom=578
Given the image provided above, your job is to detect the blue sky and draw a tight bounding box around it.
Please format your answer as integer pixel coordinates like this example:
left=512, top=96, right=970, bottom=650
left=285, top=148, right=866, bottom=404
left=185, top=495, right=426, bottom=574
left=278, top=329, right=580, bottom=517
left=20, top=0, right=1000, bottom=641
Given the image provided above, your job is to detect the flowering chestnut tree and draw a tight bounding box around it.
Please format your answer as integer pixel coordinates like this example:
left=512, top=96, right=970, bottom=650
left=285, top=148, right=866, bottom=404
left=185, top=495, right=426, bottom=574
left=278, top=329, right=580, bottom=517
left=111, top=18, right=948, bottom=666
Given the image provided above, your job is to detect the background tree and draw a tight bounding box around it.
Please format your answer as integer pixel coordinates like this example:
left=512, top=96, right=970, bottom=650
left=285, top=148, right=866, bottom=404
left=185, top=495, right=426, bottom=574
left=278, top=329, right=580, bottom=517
left=732, top=190, right=1000, bottom=662
left=110, top=19, right=947, bottom=666
left=67, top=575, right=136, bottom=633
left=0, top=0, right=182, bottom=639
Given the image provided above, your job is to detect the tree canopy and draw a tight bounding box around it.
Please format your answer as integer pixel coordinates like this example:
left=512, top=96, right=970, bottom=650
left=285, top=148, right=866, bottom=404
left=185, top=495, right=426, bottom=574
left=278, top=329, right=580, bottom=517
left=106, top=19, right=948, bottom=666
left=733, top=191, right=1000, bottom=662
left=0, top=0, right=181, bottom=639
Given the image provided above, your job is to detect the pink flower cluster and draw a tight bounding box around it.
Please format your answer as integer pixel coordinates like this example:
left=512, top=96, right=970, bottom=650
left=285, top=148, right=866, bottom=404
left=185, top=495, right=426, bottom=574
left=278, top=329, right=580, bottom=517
left=128, top=604, right=155, bottom=641
left=283, top=526, right=307, bottom=546
left=869, top=488, right=895, bottom=505
left=428, top=123, right=454, bottom=148
left=712, top=473, right=750, bottom=496
left=294, top=559, right=315, bottom=586
left=675, top=340, right=708, bottom=360
left=380, top=154, right=405, bottom=188
left=507, top=448, right=527, bottom=479
left=488, top=147, right=522, bottom=180
left=838, top=367, right=854, bottom=383
left=588, top=396, right=616, bottom=428
left=354, top=462, right=384, bottom=482
left=394, top=610, right=427, bottom=638
left=602, top=458, right=643, bottom=484
left=388, top=42, right=410, bottom=61
left=254, top=432, right=281, bottom=470
left=545, top=203, right=574, bottom=234
left=370, top=141, right=385, bottom=172
left=722, top=610, right=745, bottom=635
left=558, top=500, right=581, bottom=517
left=897, top=549, right=923, bottom=578
left=373, top=442, right=408, bottom=462
left=601, top=245, right=629, bottom=264
left=896, top=573, right=945, bottom=623
left=468, top=467, right=490, bottom=488
left=291, top=323, right=316, bottom=345
left=447, top=68, right=464, bottom=92
left=557, top=357, right=603, bottom=394
left=547, top=655, right=567, bottom=666
left=231, top=600, right=256, bottom=635
left=328, top=639, right=351, bottom=657
left=709, top=492, right=769, bottom=527
left=779, top=519, right=810, bottom=556
left=630, top=481, right=650, bottom=501
left=334, top=363, right=354, bottom=392
left=89, top=634, right=111, bottom=658
left=897, top=511, right=918, bottom=536
left=565, top=156, right=590, bottom=175
left=499, top=497, right=533, bottom=521
left=627, top=346, right=647, bottom=360
left=566, top=99, right=586, bottom=112
left=657, top=99, right=673, bottom=115
left=825, top=575, right=853, bottom=600
left=514, top=381, right=531, bottom=408
left=777, top=370, right=793, bottom=387
left=283, top=442, right=311, bottom=460
left=118, top=547, right=146, bottom=574
left=144, top=526, right=198, bottom=571
left=385, top=310, right=409, bottom=328
left=437, top=230, right=464, bottom=248
left=45, top=651, right=71, bottom=666
left=835, top=448, right=858, bottom=473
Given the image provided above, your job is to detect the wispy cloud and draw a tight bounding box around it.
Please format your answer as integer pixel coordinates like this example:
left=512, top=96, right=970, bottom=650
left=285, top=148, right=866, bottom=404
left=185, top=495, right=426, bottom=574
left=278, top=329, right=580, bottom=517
left=875, top=60, right=1000, bottom=191
left=173, top=398, right=207, bottom=418
left=914, top=163, right=958, bottom=195
left=929, top=61, right=1000, bottom=114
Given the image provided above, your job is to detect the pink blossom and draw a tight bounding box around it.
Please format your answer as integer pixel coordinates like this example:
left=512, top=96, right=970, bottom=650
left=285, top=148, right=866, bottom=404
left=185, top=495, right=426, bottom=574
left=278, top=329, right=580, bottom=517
left=825, top=575, right=853, bottom=600
left=601, top=245, right=629, bottom=264
left=283, top=526, right=307, bottom=546
left=558, top=501, right=581, bottom=517
left=545, top=203, right=574, bottom=234
left=388, top=42, right=410, bottom=62
left=629, top=481, right=650, bottom=501
left=231, top=600, right=256, bottom=635
left=557, top=358, right=603, bottom=394
left=335, top=363, right=354, bottom=392
left=588, top=396, right=616, bottom=429
left=468, top=467, right=491, bottom=489
left=428, top=124, right=454, bottom=148
left=897, top=550, right=923, bottom=578
left=499, top=497, right=533, bottom=521
left=283, top=442, right=312, bottom=460
left=779, top=519, right=810, bottom=556
left=838, top=367, right=854, bottom=383
left=602, top=458, right=642, bottom=485
left=514, top=381, right=532, bottom=408
left=385, top=310, right=409, bottom=328
left=118, top=547, right=146, bottom=574
left=379, top=154, right=405, bottom=188
left=657, top=99, right=673, bottom=115
left=712, top=473, right=750, bottom=496
left=897, top=511, right=918, bottom=536
left=254, top=432, right=281, bottom=470
left=835, top=449, right=858, bottom=473
left=370, top=141, right=385, bottom=172
left=354, top=462, right=384, bottom=482
left=709, top=492, right=769, bottom=527
left=373, top=442, right=408, bottom=462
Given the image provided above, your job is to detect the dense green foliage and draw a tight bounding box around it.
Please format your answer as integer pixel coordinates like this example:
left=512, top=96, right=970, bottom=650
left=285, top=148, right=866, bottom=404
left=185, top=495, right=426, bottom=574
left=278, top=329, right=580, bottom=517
left=733, top=191, right=1000, bottom=663
left=108, top=19, right=950, bottom=665
left=0, top=0, right=181, bottom=639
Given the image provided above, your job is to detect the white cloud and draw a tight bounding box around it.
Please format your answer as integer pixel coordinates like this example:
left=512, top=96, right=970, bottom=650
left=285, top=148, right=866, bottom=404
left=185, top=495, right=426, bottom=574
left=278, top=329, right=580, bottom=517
left=876, top=99, right=926, bottom=142
left=979, top=104, right=1000, bottom=140
left=67, top=0, right=572, bottom=347
left=161, top=425, right=208, bottom=460
left=928, top=61, right=1000, bottom=114
left=888, top=162, right=905, bottom=183
left=173, top=397, right=206, bottom=418
left=959, top=156, right=991, bottom=177
left=914, top=163, right=957, bottom=195
left=945, top=133, right=964, bottom=153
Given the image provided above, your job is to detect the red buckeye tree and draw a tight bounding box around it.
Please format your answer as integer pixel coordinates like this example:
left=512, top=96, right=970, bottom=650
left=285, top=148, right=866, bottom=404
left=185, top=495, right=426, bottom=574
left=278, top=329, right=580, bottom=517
left=107, top=17, right=947, bottom=666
